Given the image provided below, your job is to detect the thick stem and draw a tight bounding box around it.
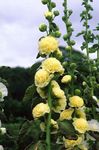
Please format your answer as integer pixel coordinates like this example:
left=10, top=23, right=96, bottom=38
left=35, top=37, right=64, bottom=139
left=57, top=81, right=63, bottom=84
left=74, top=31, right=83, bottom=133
left=46, top=83, right=52, bottom=150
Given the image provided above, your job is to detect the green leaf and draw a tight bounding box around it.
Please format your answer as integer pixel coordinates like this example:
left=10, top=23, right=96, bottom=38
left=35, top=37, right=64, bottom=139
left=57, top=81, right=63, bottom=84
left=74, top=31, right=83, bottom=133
left=23, top=84, right=36, bottom=101
left=17, top=120, right=42, bottom=150
left=58, top=120, right=77, bottom=139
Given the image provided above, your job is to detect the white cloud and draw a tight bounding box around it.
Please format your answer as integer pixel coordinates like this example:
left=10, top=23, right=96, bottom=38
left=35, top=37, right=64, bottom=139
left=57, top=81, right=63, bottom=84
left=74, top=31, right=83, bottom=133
left=0, top=0, right=98, bottom=67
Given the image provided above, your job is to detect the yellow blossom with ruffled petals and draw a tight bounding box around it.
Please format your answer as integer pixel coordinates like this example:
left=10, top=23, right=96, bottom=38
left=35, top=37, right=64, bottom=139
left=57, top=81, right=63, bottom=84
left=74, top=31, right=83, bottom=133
left=35, top=69, right=52, bottom=88
left=73, top=118, right=89, bottom=133
left=69, top=96, right=84, bottom=107
left=60, top=108, right=74, bottom=120
left=42, top=57, right=64, bottom=74
left=32, top=103, right=50, bottom=118
left=39, top=36, right=58, bottom=55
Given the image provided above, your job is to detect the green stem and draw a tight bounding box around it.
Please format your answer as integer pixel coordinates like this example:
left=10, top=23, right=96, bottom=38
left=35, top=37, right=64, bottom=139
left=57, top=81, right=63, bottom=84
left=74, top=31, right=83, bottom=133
left=46, top=83, right=52, bottom=150
left=97, top=38, right=99, bottom=62
left=64, top=0, right=72, bottom=59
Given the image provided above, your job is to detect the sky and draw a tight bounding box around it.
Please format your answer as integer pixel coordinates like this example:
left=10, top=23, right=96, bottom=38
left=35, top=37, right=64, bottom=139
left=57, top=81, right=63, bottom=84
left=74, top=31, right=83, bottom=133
left=0, top=0, right=98, bottom=67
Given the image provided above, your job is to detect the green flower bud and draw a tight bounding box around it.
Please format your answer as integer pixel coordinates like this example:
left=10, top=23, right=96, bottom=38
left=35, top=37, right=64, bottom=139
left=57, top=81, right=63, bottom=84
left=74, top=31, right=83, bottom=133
left=62, top=62, right=68, bottom=67
left=41, top=0, right=48, bottom=5
left=82, top=81, right=87, bottom=86
left=54, top=10, right=60, bottom=16
left=65, top=46, right=72, bottom=51
left=67, top=21, right=72, bottom=27
left=62, top=16, right=66, bottom=22
left=63, top=34, right=68, bottom=41
left=70, top=40, right=76, bottom=46
left=92, top=67, right=97, bottom=72
left=75, top=89, right=81, bottom=95
left=51, top=2, right=56, bottom=8
left=68, top=9, right=73, bottom=15
left=44, top=11, right=53, bottom=20
left=54, top=31, right=61, bottom=38
left=39, top=23, right=47, bottom=32
left=96, top=84, right=99, bottom=88
left=70, top=63, right=77, bottom=69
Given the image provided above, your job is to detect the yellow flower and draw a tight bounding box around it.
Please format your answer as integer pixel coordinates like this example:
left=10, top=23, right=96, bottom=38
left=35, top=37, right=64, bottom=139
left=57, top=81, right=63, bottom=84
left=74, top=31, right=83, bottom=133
left=35, top=69, right=52, bottom=88
left=51, top=119, right=59, bottom=129
left=32, top=103, right=50, bottom=118
left=52, top=87, right=65, bottom=98
left=61, top=75, right=72, bottom=84
left=64, top=136, right=83, bottom=148
left=76, top=108, right=86, bottom=119
left=36, top=87, right=47, bottom=99
left=40, top=119, right=58, bottom=132
left=60, top=108, right=74, bottom=120
left=55, top=48, right=63, bottom=58
left=42, top=57, right=64, bottom=74
left=44, top=11, right=53, bottom=19
left=73, top=118, right=89, bottom=133
left=53, top=95, right=67, bottom=113
left=39, top=36, right=58, bottom=55
left=51, top=80, right=60, bottom=88
left=69, top=96, right=84, bottom=107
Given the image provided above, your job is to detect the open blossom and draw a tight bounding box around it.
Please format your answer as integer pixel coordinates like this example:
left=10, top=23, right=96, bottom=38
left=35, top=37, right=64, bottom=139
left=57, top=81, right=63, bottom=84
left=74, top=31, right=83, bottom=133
left=61, top=75, right=72, bottom=84
left=35, top=69, right=53, bottom=88
left=0, top=82, right=8, bottom=102
left=42, top=57, right=64, bottom=74
left=69, top=96, right=84, bottom=107
left=39, top=36, right=58, bottom=55
left=63, top=136, right=83, bottom=148
left=75, top=108, right=86, bottom=119
left=60, top=108, right=74, bottom=120
left=36, top=87, right=47, bottom=99
left=73, top=118, right=89, bottom=133
left=32, top=103, right=50, bottom=118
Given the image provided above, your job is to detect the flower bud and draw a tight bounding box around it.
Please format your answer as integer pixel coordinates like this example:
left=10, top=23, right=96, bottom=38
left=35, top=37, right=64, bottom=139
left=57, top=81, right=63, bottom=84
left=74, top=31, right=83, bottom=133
left=54, top=10, right=60, bottom=16
left=82, top=81, right=87, bottom=86
left=70, top=63, right=77, bottom=69
left=54, top=31, right=61, bottom=38
left=75, top=89, right=81, bottom=96
left=44, top=11, right=53, bottom=20
left=51, top=2, right=56, bottom=8
left=41, top=0, right=48, bottom=5
left=39, top=23, right=47, bottom=32
left=65, top=46, right=72, bottom=51
left=63, top=34, right=68, bottom=41
left=70, top=40, right=76, bottom=46
left=0, top=128, right=6, bottom=135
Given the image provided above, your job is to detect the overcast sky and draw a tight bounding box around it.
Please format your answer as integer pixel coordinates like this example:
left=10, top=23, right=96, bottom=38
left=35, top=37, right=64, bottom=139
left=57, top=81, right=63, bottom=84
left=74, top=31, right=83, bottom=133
left=0, top=0, right=98, bottom=67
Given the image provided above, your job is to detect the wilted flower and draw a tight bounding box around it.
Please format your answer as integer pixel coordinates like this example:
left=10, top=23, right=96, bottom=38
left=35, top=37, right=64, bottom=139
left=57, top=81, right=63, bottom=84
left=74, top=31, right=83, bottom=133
left=69, top=96, right=84, bottom=107
left=42, top=57, right=64, bottom=74
left=0, top=82, right=8, bottom=102
left=39, top=36, right=58, bottom=55
left=73, top=118, right=89, bottom=133
left=59, top=108, right=74, bottom=120
left=32, top=103, right=50, bottom=118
